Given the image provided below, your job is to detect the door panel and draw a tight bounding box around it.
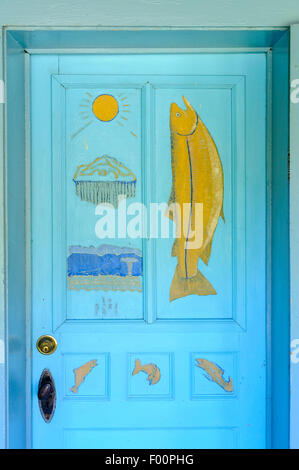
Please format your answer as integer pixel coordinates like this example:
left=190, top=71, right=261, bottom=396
left=154, top=77, right=245, bottom=322
left=31, top=53, right=266, bottom=449
left=53, top=78, right=144, bottom=323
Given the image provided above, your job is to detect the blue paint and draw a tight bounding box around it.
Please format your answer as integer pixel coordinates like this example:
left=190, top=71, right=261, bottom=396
left=67, top=248, right=142, bottom=277
left=290, top=25, right=299, bottom=450
left=8, top=29, right=288, bottom=51
left=1, top=27, right=291, bottom=449
left=271, top=31, right=290, bottom=449
left=5, top=32, right=27, bottom=450
left=30, top=52, right=267, bottom=449
left=0, top=363, right=5, bottom=449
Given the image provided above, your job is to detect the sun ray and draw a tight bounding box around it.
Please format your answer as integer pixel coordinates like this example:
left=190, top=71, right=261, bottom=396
left=76, top=93, right=134, bottom=136
left=71, top=120, right=93, bottom=140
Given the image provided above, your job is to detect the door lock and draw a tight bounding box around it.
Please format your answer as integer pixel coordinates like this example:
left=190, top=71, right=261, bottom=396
left=36, top=335, right=57, bottom=355
left=38, top=369, right=56, bottom=422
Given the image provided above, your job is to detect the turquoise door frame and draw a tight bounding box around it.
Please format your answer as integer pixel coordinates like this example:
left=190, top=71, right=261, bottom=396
left=290, top=24, right=299, bottom=450
left=0, top=27, right=290, bottom=448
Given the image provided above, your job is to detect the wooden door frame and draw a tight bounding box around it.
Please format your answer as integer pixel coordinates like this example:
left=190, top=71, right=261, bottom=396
left=0, top=27, right=290, bottom=448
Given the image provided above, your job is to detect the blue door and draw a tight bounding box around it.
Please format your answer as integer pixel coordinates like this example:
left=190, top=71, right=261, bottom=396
left=31, top=53, right=267, bottom=448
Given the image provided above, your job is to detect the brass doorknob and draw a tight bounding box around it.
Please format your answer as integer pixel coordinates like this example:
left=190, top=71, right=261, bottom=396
left=36, top=335, right=57, bottom=355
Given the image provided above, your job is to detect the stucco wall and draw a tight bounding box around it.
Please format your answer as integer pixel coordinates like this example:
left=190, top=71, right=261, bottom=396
left=0, top=0, right=298, bottom=27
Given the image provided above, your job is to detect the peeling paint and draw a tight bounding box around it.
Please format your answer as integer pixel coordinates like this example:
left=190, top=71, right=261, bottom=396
left=291, top=339, right=299, bottom=364
left=70, top=359, right=97, bottom=394
left=100, top=296, right=119, bottom=315
left=195, top=358, right=233, bottom=392
left=102, top=296, right=107, bottom=314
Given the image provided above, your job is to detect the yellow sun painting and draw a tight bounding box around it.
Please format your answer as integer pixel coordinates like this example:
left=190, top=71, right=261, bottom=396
left=72, top=92, right=137, bottom=140
left=93, top=94, right=119, bottom=122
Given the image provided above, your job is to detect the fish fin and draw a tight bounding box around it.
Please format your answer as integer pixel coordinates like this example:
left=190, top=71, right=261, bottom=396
left=132, top=358, right=142, bottom=375
left=169, top=265, right=217, bottom=302
left=171, top=239, right=178, bottom=257
left=165, top=206, right=174, bottom=221
left=221, top=206, right=225, bottom=222
left=168, top=186, right=175, bottom=205
left=166, top=187, right=175, bottom=221
left=200, top=238, right=213, bottom=265
left=203, top=373, right=213, bottom=382
left=200, top=207, right=225, bottom=265
left=225, top=379, right=233, bottom=392
left=214, top=362, right=225, bottom=375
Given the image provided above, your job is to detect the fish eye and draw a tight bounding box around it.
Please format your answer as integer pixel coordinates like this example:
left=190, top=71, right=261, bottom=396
left=176, top=112, right=181, bottom=117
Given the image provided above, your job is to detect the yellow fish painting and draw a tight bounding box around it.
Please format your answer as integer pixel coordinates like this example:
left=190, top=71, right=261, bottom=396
left=132, top=359, right=161, bottom=385
left=167, top=96, right=224, bottom=301
left=196, top=358, right=233, bottom=392
left=70, top=359, right=98, bottom=394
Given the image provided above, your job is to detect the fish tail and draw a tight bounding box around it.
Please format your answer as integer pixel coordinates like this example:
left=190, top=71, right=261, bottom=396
left=147, top=375, right=153, bottom=385
left=170, top=265, right=217, bottom=302
left=224, top=378, right=233, bottom=392
left=217, top=376, right=233, bottom=392
left=132, top=358, right=142, bottom=375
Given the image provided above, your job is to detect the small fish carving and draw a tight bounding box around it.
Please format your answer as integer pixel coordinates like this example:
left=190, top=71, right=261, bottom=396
left=195, top=358, right=233, bottom=392
left=70, top=359, right=97, bottom=394
left=132, top=359, right=161, bottom=385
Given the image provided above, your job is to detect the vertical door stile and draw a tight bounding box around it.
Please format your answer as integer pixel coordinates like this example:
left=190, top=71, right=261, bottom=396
left=290, top=24, right=299, bottom=450
left=52, top=76, right=67, bottom=332
left=143, top=81, right=156, bottom=324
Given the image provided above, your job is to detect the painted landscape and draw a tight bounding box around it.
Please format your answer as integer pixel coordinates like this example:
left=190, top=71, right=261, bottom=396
left=67, top=244, right=142, bottom=292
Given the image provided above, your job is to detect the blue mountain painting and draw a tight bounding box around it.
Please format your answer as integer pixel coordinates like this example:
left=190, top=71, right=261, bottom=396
left=67, top=245, right=142, bottom=278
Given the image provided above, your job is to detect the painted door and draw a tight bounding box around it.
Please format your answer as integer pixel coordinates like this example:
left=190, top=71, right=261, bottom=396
left=31, top=53, right=266, bottom=449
